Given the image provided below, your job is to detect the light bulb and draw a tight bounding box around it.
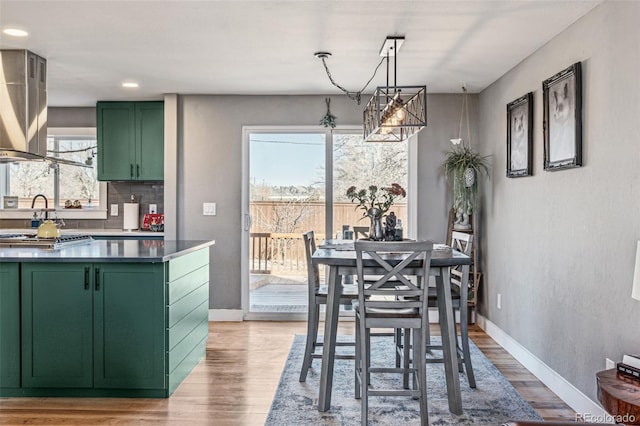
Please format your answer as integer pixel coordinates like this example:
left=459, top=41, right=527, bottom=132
left=395, top=107, right=406, bottom=122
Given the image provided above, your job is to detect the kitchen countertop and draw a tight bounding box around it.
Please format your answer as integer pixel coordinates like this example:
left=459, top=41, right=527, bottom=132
left=0, top=239, right=214, bottom=262
left=0, top=228, right=163, bottom=237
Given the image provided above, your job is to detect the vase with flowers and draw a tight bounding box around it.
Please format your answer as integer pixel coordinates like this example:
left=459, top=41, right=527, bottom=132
left=346, top=183, right=406, bottom=241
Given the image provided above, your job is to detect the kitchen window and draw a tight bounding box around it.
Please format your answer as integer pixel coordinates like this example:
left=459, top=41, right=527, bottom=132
left=0, top=128, right=107, bottom=219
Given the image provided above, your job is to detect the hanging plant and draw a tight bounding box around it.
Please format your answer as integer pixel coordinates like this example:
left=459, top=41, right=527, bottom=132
left=442, top=145, right=490, bottom=215
left=442, top=87, right=490, bottom=229
left=319, top=97, right=337, bottom=128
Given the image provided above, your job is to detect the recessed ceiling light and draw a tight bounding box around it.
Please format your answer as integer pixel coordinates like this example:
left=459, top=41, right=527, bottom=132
left=122, top=82, right=139, bottom=88
left=3, top=28, right=29, bottom=37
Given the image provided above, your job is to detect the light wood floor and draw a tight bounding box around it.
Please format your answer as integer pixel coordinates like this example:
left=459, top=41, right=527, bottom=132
left=0, top=321, right=576, bottom=425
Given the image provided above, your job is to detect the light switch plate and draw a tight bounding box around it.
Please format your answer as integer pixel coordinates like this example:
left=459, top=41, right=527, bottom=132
left=203, top=202, right=216, bottom=216
left=149, top=204, right=157, bottom=214
left=111, top=204, right=119, bottom=216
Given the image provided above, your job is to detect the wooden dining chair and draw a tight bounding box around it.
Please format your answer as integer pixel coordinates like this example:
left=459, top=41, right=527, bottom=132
left=353, top=240, right=433, bottom=426
left=299, top=230, right=358, bottom=382
left=425, top=231, right=476, bottom=388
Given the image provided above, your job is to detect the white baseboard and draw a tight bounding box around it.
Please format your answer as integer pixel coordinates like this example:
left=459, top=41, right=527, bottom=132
left=208, top=309, right=244, bottom=321
left=476, top=314, right=611, bottom=422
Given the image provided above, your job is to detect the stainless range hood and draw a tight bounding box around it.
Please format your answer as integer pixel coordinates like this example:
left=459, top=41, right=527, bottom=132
left=0, top=49, right=88, bottom=167
left=0, top=50, right=48, bottom=162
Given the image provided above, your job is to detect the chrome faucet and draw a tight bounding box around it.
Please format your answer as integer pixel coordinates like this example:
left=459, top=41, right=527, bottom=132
left=30, top=194, right=49, bottom=220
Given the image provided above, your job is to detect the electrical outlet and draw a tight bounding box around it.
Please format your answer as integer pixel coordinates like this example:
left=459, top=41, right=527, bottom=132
left=606, top=358, right=616, bottom=370
left=149, top=204, right=157, bottom=214
left=110, top=204, right=118, bottom=216
left=497, top=293, right=502, bottom=310
left=203, top=202, right=216, bottom=216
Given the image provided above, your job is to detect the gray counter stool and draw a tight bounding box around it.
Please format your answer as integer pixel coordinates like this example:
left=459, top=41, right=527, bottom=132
left=425, top=231, right=476, bottom=388
left=299, top=230, right=358, bottom=382
left=353, top=240, right=433, bottom=426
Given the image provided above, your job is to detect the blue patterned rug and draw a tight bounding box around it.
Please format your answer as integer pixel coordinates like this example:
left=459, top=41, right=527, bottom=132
left=266, top=335, right=542, bottom=425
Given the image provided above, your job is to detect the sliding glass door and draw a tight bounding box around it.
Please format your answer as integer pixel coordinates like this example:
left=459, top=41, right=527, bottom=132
left=242, top=127, right=409, bottom=319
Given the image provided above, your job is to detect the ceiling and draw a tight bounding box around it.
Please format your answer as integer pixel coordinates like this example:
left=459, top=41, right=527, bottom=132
left=0, top=0, right=601, bottom=107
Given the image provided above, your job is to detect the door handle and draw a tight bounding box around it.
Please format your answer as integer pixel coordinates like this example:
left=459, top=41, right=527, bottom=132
left=136, top=164, right=140, bottom=178
left=84, top=267, right=90, bottom=290
left=244, top=214, right=252, bottom=231
left=95, top=268, right=100, bottom=291
left=130, top=164, right=134, bottom=178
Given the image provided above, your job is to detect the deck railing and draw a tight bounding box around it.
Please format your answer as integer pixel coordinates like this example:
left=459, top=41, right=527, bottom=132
left=250, top=232, right=324, bottom=274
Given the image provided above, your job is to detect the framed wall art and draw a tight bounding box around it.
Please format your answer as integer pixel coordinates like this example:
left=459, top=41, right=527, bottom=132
left=542, top=62, right=582, bottom=171
left=506, top=92, right=533, bottom=178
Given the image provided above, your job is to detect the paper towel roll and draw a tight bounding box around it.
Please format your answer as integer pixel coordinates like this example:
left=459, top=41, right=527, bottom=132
left=123, top=203, right=139, bottom=231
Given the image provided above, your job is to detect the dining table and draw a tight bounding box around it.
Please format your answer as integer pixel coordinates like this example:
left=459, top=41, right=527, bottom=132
left=312, top=239, right=471, bottom=414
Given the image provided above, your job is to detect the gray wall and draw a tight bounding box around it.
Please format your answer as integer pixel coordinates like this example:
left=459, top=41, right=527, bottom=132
left=173, top=94, right=472, bottom=309
left=416, top=94, right=479, bottom=243
left=477, top=1, right=640, bottom=401
left=48, top=107, right=96, bottom=127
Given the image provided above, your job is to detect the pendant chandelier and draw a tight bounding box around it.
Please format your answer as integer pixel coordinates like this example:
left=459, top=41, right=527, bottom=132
left=315, top=35, right=427, bottom=142
left=363, top=36, right=427, bottom=142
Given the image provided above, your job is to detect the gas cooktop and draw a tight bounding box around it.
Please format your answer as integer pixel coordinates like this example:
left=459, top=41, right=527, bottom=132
left=0, top=234, right=94, bottom=249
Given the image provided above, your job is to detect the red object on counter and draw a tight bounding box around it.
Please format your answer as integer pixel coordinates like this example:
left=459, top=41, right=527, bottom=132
left=142, top=213, right=164, bottom=230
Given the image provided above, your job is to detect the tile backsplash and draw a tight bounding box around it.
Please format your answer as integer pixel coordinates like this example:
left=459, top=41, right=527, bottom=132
left=103, top=181, right=164, bottom=229
left=0, top=181, right=164, bottom=230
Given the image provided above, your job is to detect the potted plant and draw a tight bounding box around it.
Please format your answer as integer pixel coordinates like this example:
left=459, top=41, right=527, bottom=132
left=442, top=145, right=489, bottom=230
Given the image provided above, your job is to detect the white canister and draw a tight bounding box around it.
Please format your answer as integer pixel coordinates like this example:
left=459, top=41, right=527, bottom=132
left=123, top=203, right=139, bottom=231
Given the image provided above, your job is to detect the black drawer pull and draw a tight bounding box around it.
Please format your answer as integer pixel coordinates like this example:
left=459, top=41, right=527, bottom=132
left=95, top=268, right=100, bottom=291
left=84, top=267, right=90, bottom=290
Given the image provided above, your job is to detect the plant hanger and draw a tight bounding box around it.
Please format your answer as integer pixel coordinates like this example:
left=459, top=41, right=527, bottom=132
left=451, top=86, right=471, bottom=147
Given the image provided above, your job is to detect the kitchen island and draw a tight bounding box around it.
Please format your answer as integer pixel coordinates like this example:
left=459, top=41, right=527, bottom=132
left=0, top=239, right=214, bottom=398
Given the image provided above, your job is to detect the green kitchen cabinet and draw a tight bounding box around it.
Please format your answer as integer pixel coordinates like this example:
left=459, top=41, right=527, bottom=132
left=97, top=101, right=164, bottom=181
left=21, top=262, right=165, bottom=390
left=93, top=263, right=165, bottom=389
left=0, top=263, right=20, bottom=388
left=21, top=263, right=94, bottom=388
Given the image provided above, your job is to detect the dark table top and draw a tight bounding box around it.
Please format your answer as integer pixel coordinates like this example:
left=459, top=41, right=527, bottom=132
left=0, top=239, right=215, bottom=263
left=312, top=240, right=471, bottom=267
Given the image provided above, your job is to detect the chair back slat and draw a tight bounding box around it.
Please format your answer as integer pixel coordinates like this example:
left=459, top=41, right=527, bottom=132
left=302, top=231, right=320, bottom=302
left=449, top=231, right=473, bottom=295
left=353, top=226, right=369, bottom=240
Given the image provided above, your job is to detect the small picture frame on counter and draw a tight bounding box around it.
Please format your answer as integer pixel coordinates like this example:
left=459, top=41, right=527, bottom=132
left=3, top=196, right=19, bottom=209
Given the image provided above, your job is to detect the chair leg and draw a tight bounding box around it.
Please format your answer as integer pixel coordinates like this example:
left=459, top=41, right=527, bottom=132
left=458, top=305, right=476, bottom=388
left=415, top=329, right=429, bottom=426
left=366, top=328, right=371, bottom=387
left=403, top=327, right=411, bottom=389
left=425, top=309, right=432, bottom=354
left=453, top=306, right=464, bottom=373
left=395, top=327, right=402, bottom=368
left=299, top=301, right=319, bottom=382
left=355, top=312, right=361, bottom=400
left=361, top=322, right=369, bottom=426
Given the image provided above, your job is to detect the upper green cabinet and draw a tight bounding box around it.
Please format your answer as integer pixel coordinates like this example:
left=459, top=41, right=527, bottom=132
left=97, top=101, right=164, bottom=181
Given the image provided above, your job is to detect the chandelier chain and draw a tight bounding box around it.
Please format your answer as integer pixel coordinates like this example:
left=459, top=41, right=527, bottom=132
left=320, top=56, right=385, bottom=105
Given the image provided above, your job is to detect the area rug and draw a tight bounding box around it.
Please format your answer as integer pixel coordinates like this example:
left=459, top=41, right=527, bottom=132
left=266, top=335, right=542, bottom=425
